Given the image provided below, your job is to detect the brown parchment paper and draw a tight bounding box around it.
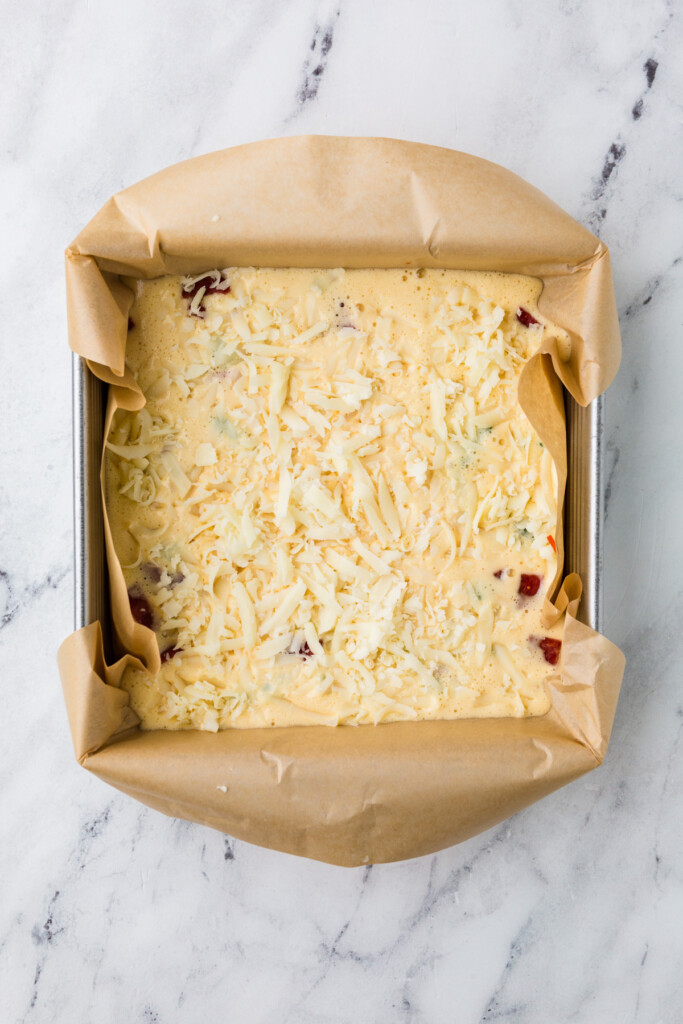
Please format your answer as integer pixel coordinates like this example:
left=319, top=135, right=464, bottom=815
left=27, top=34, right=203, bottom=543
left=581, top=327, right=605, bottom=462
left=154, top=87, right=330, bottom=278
left=58, top=136, right=625, bottom=866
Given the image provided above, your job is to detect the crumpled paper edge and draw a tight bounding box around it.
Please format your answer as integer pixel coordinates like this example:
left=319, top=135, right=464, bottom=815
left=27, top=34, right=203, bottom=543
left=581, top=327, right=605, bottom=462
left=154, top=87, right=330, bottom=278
left=59, top=136, right=626, bottom=865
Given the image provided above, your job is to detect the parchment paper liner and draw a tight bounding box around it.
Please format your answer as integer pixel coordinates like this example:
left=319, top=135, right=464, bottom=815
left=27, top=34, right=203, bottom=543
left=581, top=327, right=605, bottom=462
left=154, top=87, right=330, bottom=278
left=59, top=136, right=625, bottom=866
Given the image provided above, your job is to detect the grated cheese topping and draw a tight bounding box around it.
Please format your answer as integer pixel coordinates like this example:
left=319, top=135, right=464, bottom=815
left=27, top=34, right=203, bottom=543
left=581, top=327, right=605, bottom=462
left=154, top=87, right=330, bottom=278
left=107, top=268, right=566, bottom=730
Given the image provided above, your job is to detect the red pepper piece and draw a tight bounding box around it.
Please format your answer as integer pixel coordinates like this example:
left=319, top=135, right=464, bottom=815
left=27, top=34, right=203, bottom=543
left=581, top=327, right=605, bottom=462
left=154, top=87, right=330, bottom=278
left=160, top=646, right=182, bottom=663
left=539, top=637, right=562, bottom=665
left=516, top=307, right=540, bottom=327
left=128, top=590, right=154, bottom=629
left=296, top=641, right=314, bottom=659
left=547, top=534, right=557, bottom=553
left=182, top=272, right=231, bottom=317
left=141, top=562, right=162, bottom=584
left=493, top=569, right=504, bottom=579
left=142, top=562, right=184, bottom=587
left=519, top=573, right=541, bottom=597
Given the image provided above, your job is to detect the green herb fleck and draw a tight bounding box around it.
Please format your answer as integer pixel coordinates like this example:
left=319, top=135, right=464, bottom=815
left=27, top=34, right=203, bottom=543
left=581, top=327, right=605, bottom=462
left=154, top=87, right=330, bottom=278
left=213, top=415, right=239, bottom=441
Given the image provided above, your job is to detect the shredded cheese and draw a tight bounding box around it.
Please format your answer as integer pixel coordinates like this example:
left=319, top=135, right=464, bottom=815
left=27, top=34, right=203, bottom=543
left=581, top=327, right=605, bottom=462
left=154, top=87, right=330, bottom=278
left=108, top=267, right=565, bottom=730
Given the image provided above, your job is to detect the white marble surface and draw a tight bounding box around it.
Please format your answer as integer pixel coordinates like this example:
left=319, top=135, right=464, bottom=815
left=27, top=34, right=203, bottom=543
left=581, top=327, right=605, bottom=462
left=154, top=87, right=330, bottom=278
left=1, top=0, right=682, bottom=1020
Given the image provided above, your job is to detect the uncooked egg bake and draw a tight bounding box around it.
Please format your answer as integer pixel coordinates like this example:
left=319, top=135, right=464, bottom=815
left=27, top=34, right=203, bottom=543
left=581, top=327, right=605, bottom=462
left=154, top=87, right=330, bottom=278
left=106, top=266, right=566, bottom=730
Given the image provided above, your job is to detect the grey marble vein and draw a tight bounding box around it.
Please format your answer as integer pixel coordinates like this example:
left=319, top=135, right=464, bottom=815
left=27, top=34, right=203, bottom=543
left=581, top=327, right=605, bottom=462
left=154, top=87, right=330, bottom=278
left=297, top=10, right=339, bottom=107
left=585, top=52, right=665, bottom=233
left=286, top=3, right=341, bottom=123
left=0, top=564, right=71, bottom=631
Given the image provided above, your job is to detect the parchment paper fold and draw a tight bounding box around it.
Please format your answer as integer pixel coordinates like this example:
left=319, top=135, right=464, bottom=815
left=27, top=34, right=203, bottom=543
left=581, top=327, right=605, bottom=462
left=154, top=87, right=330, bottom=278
left=59, top=136, right=625, bottom=866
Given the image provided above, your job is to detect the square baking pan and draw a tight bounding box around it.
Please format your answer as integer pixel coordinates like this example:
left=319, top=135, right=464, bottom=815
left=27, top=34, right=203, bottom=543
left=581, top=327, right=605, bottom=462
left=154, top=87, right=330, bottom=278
left=72, top=351, right=604, bottom=650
